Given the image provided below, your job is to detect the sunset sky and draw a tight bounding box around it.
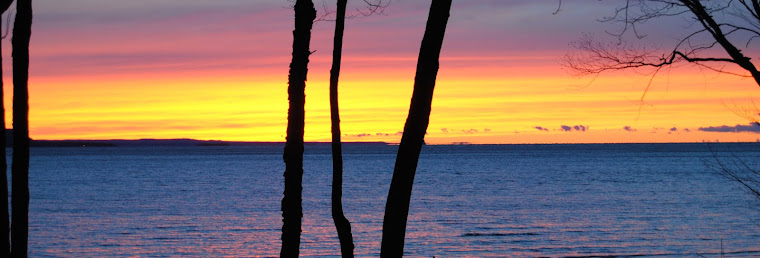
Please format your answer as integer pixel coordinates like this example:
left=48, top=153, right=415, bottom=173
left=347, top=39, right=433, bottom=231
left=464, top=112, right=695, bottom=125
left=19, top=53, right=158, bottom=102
left=7, top=0, right=760, bottom=144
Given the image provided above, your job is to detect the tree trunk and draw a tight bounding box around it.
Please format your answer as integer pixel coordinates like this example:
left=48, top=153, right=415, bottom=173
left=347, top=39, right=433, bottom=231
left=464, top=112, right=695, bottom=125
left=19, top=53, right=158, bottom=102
left=11, top=0, right=32, bottom=256
left=329, top=0, right=354, bottom=257
left=0, top=3, right=14, bottom=253
left=0, top=16, right=7, bottom=258
left=0, top=3, right=15, bottom=256
left=380, top=1, right=451, bottom=257
left=281, top=0, right=315, bottom=257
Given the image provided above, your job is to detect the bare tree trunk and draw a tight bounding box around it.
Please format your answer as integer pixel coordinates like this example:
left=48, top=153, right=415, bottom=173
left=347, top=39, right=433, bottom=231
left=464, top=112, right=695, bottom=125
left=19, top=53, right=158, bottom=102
left=0, top=16, right=7, bottom=258
left=0, top=4, right=13, bottom=257
left=380, top=1, right=451, bottom=257
left=0, top=2, right=16, bottom=255
left=329, top=0, right=354, bottom=257
left=281, top=0, right=315, bottom=257
left=11, top=1, right=31, bottom=256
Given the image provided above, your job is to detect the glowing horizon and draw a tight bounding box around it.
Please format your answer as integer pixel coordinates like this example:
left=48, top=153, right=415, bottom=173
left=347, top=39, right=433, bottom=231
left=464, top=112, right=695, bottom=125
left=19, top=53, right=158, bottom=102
left=2, top=1, right=760, bottom=144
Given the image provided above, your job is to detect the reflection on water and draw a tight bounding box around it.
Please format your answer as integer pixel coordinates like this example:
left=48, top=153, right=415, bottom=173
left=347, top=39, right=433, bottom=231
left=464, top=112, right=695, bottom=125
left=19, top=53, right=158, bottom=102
left=23, top=143, right=760, bottom=256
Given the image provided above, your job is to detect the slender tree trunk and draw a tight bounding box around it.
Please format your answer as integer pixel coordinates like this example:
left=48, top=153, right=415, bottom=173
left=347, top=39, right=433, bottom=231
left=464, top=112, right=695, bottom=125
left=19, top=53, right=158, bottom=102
left=11, top=0, right=32, bottom=257
left=0, top=4, right=14, bottom=254
left=281, top=0, right=315, bottom=257
left=380, top=1, right=451, bottom=257
left=329, top=0, right=354, bottom=257
left=0, top=16, right=7, bottom=258
left=0, top=3, right=15, bottom=255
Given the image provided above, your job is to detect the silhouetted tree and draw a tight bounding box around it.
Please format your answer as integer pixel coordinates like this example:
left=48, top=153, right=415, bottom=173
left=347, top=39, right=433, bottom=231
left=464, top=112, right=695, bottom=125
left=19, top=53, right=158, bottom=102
left=566, top=1, right=760, bottom=87
left=705, top=107, right=760, bottom=204
left=380, top=0, right=451, bottom=256
left=0, top=1, right=14, bottom=255
left=707, top=143, right=760, bottom=203
left=325, top=1, right=389, bottom=256
left=11, top=0, right=31, bottom=256
left=328, top=0, right=354, bottom=257
left=281, top=0, right=316, bottom=257
left=565, top=0, right=760, bottom=208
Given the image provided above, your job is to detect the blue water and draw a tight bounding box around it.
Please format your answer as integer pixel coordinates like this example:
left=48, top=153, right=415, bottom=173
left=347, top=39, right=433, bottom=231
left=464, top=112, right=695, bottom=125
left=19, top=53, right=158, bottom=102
left=22, top=143, right=760, bottom=256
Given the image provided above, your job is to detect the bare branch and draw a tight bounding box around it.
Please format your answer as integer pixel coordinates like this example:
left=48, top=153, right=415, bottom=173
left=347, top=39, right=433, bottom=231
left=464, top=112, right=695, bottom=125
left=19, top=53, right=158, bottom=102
left=567, top=0, right=760, bottom=87
left=564, top=33, right=739, bottom=78
left=354, top=0, right=390, bottom=18
left=573, top=0, right=760, bottom=208
left=314, top=0, right=391, bottom=21
left=314, top=0, right=335, bottom=22
left=598, top=0, right=689, bottom=43
left=553, top=0, right=562, bottom=15
left=706, top=143, right=760, bottom=203
left=724, top=98, right=760, bottom=124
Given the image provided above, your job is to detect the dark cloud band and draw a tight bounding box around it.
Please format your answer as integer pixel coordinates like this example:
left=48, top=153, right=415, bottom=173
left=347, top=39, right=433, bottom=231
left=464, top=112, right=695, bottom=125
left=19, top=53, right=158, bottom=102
left=698, top=123, right=760, bottom=133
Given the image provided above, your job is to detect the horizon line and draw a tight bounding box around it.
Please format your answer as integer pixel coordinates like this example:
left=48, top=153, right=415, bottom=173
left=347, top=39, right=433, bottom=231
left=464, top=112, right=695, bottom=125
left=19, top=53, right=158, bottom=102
left=26, top=137, right=760, bottom=146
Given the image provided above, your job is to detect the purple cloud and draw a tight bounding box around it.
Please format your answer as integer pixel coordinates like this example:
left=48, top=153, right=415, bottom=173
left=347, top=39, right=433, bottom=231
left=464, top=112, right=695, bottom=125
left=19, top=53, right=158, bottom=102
left=560, top=125, right=588, bottom=132
left=698, top=123, right=760, bottom=133
left=462, top=129, right=480, bottom=134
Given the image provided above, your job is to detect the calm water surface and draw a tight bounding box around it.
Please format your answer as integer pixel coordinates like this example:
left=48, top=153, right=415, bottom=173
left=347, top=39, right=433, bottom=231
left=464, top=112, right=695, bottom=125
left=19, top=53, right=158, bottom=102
left=23, top=143, right=760, bottom=256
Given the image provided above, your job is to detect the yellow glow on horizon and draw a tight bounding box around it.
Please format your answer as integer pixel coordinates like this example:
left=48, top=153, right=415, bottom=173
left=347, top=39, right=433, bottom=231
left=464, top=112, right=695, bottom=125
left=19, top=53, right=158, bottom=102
left=3, top=59, right=757, bottom=144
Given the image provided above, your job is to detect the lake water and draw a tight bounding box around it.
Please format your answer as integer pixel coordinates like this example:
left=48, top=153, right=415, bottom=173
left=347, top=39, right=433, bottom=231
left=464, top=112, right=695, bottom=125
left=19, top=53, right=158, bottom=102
left=21, top=143, right=760, bottom=256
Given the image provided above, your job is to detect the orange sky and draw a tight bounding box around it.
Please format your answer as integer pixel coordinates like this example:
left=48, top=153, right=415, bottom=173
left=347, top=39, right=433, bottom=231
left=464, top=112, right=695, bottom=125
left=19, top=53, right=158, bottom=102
left=5, top=1, right=760, bottom=144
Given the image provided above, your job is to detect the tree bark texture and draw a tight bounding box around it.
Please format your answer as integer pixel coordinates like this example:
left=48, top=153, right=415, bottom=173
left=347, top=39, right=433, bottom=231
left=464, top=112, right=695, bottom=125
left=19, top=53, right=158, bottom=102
left=329, top=0, right=355, bottom=257
left=380, top=0, right=451, bottom=257
left=281, top=0, right=315, bottom=257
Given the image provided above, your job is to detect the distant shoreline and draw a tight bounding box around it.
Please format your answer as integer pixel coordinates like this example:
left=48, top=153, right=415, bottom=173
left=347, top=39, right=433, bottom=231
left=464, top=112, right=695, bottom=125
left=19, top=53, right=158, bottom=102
left=27, top=139, right=390, bottom=148
left=3, top=129, right=758, bottom=147
left=20, top=139, right=760, bottom=147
